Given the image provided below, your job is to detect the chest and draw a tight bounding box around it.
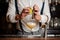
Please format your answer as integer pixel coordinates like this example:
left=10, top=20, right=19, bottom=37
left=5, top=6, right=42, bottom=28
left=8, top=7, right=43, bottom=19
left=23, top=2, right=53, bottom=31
left=17, top=0, right=44, bottom=11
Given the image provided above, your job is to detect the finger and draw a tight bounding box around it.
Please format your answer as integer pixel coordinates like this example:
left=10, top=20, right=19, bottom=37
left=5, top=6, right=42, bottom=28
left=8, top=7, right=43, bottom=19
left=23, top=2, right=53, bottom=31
left=33, top=4, right=39, bottom=12
left=34, top=15, right=39, bottom=20
left=33, top=12, right=39, bottom=15
left=22, top=7, right=30, bottom=14
left=34, top=15, right=41, bottom=21
left=16, top=14, right=19, bottom=18
left=15, top=14, right=20, bottom=20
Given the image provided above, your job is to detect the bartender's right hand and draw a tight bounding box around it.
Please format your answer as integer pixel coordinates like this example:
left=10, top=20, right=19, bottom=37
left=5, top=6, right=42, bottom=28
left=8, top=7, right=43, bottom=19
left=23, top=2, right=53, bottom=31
left=21, top=7, right=30, bottom=19
left=15, top=7, right=30, bottom=20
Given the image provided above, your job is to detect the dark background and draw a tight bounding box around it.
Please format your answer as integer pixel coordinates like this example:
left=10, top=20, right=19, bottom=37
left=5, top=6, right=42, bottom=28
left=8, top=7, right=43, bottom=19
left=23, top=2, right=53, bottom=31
left=0, top=0, right=9, bottom=34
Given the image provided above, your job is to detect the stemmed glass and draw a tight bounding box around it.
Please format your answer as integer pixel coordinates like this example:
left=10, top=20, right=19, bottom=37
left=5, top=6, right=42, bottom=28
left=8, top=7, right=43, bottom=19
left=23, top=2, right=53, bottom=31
left=22, top=15, right=37, bottom=31
left=26, top=19, right=37, bottom=30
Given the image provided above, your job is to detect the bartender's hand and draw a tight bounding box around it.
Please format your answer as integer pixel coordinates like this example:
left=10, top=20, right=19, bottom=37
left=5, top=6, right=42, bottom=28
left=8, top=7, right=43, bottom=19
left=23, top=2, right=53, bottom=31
left=21, top=7, right=30, bottom=19
left=15, top=7, right=30, bottom=20
left=33, top=5, right=41, bottom=21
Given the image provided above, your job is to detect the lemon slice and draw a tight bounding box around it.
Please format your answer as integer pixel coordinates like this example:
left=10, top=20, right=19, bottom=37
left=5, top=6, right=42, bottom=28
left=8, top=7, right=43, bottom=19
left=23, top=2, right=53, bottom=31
left=29, top=8, right=33, bottom=14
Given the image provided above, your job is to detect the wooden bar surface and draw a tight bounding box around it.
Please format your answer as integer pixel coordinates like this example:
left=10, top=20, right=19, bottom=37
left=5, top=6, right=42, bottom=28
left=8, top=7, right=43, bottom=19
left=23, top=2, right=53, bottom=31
left=0, top=37, right=60, bottom=40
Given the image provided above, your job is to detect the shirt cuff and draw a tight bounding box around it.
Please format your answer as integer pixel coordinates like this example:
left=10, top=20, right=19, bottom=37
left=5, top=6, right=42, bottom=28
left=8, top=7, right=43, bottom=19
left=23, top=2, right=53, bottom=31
left=9, top=14, right=18, bottom=23
left=39, top=15, right=47, bottom=24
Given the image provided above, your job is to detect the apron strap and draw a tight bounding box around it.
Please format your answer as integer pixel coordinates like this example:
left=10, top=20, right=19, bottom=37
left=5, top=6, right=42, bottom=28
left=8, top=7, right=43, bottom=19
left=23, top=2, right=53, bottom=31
left=15, top=0, right=23, bottom=34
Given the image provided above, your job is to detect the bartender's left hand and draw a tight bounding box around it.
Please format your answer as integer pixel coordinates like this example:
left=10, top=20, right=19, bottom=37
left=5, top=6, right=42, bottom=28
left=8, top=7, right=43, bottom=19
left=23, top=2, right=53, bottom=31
left=33, top=5, right=41, bottom=21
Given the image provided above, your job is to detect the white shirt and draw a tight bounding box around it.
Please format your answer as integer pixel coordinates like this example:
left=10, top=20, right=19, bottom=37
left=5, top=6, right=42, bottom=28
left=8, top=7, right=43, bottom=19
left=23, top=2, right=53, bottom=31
left=6, top=0, right=51, bottom=32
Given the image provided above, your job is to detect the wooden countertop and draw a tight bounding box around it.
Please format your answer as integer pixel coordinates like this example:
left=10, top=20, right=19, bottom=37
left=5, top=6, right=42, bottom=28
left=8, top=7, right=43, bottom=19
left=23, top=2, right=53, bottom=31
left=0, top=37, right=60, bottom=40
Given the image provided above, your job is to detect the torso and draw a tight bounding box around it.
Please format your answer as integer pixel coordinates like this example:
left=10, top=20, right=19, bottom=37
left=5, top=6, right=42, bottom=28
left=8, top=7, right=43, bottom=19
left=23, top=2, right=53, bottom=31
left=17, top=0, right=43, bottom=14
left=17, top=0, right=44, bottom=32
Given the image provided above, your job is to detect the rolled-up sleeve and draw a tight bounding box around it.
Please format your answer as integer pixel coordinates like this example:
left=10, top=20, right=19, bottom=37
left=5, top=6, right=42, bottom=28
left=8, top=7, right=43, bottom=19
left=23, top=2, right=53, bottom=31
left=40, top=0, right=51, bottom=24
left=6, top=0, right=18, bottom=23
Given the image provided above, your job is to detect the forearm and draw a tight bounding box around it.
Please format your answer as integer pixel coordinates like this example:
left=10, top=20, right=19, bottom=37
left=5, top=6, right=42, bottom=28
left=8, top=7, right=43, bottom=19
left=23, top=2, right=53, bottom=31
left=40, top=0, right=51, bottom=24
left=6, top=0, right=18, bottom=23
